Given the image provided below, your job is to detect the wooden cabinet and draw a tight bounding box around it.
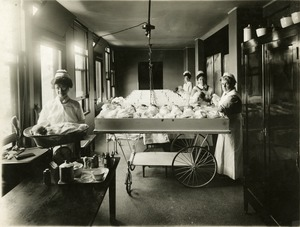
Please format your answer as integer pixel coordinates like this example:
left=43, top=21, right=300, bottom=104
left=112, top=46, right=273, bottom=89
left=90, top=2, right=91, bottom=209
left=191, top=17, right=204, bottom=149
left=242, top=24, right=299, bottom=226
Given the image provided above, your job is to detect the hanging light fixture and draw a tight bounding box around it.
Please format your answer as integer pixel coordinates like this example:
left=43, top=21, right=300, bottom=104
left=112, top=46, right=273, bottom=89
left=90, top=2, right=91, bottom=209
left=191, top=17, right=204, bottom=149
left=142, top=0, right=155, bottom=38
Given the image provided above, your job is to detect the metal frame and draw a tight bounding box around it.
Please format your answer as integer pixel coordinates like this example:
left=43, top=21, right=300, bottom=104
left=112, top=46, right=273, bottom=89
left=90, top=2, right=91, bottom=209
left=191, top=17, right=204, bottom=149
left=94, top=117, right=231, bottom=195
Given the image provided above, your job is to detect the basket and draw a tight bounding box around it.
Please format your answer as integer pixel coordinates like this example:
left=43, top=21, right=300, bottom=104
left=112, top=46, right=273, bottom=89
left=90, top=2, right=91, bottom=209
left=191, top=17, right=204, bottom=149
left=23, top=126, right=88, bottom=148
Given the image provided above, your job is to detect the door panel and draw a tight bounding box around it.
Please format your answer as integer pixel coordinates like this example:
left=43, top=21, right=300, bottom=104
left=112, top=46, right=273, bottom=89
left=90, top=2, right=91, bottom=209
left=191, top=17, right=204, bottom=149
left=265, top=36, right=299, bottom=224
left=244, top=45, right=266, bottom=204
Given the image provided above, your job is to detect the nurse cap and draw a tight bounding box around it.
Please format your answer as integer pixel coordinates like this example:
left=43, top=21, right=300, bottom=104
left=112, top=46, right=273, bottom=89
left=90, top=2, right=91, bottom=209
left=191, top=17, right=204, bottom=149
left=55, top=69, right=70, bottom=78
left=196, top=70, right=205, bottom=76
left=52, top=69, right=73, bottom=88
left=221, top=72, right=236, bottom=84
left=183, top=70, right=191, bottom=76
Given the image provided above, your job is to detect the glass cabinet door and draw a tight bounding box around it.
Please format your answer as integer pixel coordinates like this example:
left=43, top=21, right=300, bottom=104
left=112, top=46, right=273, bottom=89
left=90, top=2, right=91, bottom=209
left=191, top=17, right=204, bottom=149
left=243, top=44, right=266, bottom=206
left=264, top=36, right=299, bottom=225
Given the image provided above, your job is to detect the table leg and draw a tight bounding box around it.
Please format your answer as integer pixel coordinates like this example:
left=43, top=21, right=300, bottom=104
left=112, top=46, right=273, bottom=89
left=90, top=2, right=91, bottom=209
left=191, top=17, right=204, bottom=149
left=109, top=171, right=116, bottom=223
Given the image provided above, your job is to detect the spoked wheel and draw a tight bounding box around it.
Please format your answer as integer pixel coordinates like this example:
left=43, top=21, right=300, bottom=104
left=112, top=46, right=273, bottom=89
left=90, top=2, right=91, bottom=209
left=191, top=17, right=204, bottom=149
left=125, top=169, right=132, bottom=195
left=170, top=134, right=210, bottom=152
left=172, top=146, right=217, bottom=188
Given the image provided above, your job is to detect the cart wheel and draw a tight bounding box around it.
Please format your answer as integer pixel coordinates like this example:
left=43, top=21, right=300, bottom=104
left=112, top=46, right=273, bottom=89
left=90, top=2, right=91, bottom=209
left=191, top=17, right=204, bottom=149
left=170, top=134, right=210, bottom=152
left=125, top=170, right=132, bottom=195
left=172, top=146, right=216, bottom=188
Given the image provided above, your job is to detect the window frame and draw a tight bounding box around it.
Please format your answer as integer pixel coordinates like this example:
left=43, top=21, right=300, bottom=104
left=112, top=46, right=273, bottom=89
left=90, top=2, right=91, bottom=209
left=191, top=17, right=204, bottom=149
left=74, top=45, right=90, bottom=114
left=94, top=55, right=103, bottom=102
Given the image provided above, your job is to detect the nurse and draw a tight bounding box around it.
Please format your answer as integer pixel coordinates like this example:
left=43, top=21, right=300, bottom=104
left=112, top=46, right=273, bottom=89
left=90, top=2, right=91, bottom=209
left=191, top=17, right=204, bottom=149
left=190, top=70, right=213, bottom=105
left=38, top=69, right=85, bottom=164
left=38, top=69, right=85, bottom=125
left=214, top=72, right=243, bottom=180
left=182, top=70, right=193, bottom=93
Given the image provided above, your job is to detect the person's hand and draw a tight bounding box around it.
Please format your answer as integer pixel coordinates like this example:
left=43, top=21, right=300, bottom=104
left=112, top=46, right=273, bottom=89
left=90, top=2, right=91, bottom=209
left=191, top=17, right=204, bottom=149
left=211, top=94, right=220, bottom=106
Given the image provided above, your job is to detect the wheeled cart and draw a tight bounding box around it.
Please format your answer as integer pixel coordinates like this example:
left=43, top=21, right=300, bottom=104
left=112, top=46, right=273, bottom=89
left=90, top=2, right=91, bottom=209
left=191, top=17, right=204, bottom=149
left=94, top=118, right=230, bottom=195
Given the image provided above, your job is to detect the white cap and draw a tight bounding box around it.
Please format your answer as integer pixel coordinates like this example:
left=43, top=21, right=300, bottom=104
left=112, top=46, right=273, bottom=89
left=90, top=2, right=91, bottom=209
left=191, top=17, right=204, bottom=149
left=55, top=69, right=70, bottom=78
left=183, top=70, right=191, bottom=76
left=222, top=72, right=236, bottom=83
left=196, top=70, right=205, bottom=76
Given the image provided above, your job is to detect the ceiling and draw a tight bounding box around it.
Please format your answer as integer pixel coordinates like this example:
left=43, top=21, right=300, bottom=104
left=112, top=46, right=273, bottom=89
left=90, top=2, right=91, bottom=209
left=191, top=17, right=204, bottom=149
left=57, top=0, right=270, bottom=49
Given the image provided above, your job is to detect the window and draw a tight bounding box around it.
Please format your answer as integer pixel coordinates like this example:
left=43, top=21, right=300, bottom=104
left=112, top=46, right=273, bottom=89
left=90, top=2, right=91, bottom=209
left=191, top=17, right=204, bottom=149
left=105, top=47, right=112, bottom=99
left=0, top=0, right=21, bottom=141
left=74, top=45, right=89, bottom=113
left=74, top=22, right=89, bottom=113
left=40, top=44, right=62, bottom=106
left=0, top=59, right=18, bottom=140
left=95, top=58, right=103, bottom=101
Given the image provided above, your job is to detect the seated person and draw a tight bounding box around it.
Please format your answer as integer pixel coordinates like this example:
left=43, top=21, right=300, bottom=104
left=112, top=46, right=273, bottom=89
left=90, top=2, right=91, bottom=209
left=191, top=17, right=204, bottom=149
left=37, top=69, right=85, bottom=165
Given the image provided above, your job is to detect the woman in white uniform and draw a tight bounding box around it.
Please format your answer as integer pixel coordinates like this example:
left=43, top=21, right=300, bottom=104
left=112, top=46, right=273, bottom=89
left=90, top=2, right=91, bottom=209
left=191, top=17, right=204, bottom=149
left=38, top=69, right=85, bottom=164
left=190, top=71, right=213, bottom=105
left=182, top=70, right=193, bottom=93
left=214, top=72, right=243, bottom=180
left=38, top=70, right=85, bottom=125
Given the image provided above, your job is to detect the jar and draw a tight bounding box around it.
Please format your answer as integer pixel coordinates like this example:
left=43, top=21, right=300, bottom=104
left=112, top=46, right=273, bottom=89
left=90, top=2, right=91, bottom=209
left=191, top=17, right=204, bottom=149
left=243, top=24, right=252, bottom=42
left=59, top=160, right=74, bottom=183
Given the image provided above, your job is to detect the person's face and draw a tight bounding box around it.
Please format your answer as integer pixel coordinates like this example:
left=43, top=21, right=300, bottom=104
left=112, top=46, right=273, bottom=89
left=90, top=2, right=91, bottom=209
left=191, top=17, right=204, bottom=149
left=55, top=84, right=69, bottom=98
left=197, top=76, right=205, bottom=86
left=221, top=79, right=231, bottom=92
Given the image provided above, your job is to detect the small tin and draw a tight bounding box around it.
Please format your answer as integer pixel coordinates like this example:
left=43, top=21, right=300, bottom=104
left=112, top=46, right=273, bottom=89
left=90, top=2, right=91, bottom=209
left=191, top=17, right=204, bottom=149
left=43, top=168, right=51, bottom=186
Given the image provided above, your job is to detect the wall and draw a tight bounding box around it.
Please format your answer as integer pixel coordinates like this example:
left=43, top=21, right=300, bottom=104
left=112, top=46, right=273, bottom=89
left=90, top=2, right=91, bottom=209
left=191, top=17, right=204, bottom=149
left=183, top=47, right=195, bottom=77
left=114, top=49, right=184, bottom=97
left=204, top=26, right=228, bottom=57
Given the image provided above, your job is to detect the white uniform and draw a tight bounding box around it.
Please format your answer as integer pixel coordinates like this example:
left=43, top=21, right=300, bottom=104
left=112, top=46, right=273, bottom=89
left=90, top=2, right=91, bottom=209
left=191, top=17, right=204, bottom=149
left=38, top=96, right=85, bottom=125
left=214, top=89, right=243, bottom=180
left=37, top=96, right=85, bottom=162
left=183, top=81, right=192, bottom=93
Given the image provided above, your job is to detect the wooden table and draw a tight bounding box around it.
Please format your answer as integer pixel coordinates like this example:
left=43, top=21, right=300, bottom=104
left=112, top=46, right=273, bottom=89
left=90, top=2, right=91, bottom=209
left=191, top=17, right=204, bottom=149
left=2, top=147, right=51, bottom=195
left=2, top=147, right=49, bottom=164
left=0, top=157, right=120, bottom=226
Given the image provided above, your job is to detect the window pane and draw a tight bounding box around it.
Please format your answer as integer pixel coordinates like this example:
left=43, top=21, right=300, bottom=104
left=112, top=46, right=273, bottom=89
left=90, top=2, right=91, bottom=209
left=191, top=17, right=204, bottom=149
left=75, top=53, right=85, bottom=69
left=75, top=70, right=86, bottom=97
left=40, top=45, right=62, bottom=106
left=74, top=42, right=89, bottom=113
left=106, top=80, right=111, bottom=99
left=105, top=49, right=110, bottom=73
left=95, top=60, right=102, bottom=100
left=0, top=64, right=17, bottom=138
left=74, top=45, right=88, bottom=100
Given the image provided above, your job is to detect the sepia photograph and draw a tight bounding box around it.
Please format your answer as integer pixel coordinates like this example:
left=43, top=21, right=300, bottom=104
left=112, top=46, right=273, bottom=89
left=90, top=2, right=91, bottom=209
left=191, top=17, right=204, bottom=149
left=0, top=0, right=299, bottom=226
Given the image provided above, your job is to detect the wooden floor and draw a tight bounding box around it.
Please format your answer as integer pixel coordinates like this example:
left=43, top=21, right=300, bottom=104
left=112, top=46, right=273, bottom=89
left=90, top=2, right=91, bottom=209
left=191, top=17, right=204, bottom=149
left=92, top=135, right=266, bottom=226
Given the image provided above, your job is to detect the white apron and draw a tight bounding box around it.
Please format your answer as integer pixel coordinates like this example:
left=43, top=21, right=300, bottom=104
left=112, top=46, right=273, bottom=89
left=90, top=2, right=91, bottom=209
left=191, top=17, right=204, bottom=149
left=214, top=90, right=243, bottom=180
